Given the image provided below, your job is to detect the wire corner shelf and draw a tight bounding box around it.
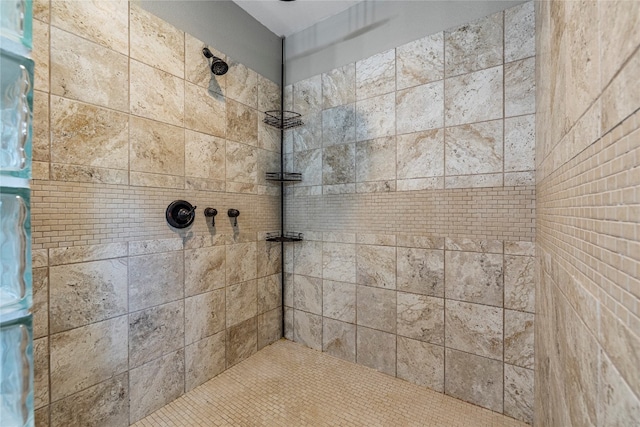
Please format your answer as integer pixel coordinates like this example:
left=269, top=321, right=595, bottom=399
left=263, top=110, right=304, bottom=130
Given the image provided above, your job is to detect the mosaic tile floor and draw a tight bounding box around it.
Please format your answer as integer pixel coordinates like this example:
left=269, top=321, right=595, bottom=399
left=133, top=339, right=528, bottom=427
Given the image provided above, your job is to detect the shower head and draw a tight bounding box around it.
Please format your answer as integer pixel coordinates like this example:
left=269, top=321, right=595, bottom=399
left=202, top=47, right=229, bottom=76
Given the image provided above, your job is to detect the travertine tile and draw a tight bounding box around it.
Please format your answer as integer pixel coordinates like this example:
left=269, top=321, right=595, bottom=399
left=505, top=1, right=535, bottom=62
left=33, top=0, right=50, bottom=22
left=294, top=241, right=323, bottom=278
left=50, top=96, right=129, bottom=170
left=128, top=301, right=184, bottom=368
left=130, top=5, right=184, bottom=78
left=396, top=81, right=444, bottom=134
left=322, top=104, right=356, bottom=146
left=322, top=63, right=356, bottom=108
left=323, top=280, right=356, bottom=323
left=258, top=308, right=281, bottom=349
left=184, top=130, right=225, bottom=182
left=35, top=406, right=49, bottom=427
left=355, top=137, right=396, bottom=183
left=357, top=326, right=396, bottom=376
left=50, top=164, right=127, bottom=185
left=293, top=149, right=322, bottom=186
left=129, top=350, right=184, bottom=423
left=226, top=60, right=258, bottom=108
left=323, top=242, right=356, bottom=283
left=185, top=33, right=226, bottom=92
left=444, top=12, right=503, bottom=77
left=226, top=317, right=258, bottom=367
left=32, top=268, right=49, bottom=339
left=227, top=99, right=258, bottom=146
left=505, top=57, right=535, bottom=117
left=396, top=129, right=444, bottom=179
left=601, top=45, right=640, bottom=134
left=396, top=32, right=444, bottom=90
left=445, top=237, right=503, bottom=253
left=505, top=114, right=535, bottom=172
left=444, top=66, right=503, bottom=126
left=445, top=348, right=503, bottom=412
left=130, top=60, right=184, bottom=126
left=323, top=143, right=355, bottom=185
left=258, top=274, right=281, bottom=314
left=284, top=307, right=294, bottom=340
left=445, top=120, right=503, bottom=175
left=397, top=248, right=445, bottom=297
left=130, top=116, right=184, bottom=176
left=599, top=0, right=640, bottom=89
left=226, top=242, right=257, bottom=284
left=130, top=171, right=183, bottom=189
left=50, top=258, right=127, bottom=332
left=226, top=141, right=258, bottom=185
left=293, top=275, right=322, bottom=315
left=599, top=350, right=640, bottom=426
left=50, top=316, right=128, bottom=401
left=184, top=82, right=226, bottom=137
left=32, top=91, right=50, bottom=161
left=323, top=318, right=355, bottom=362
left=504, top=255, right=535, bottom=313
left=258, top=75, right=280, bottom=112
left=397, top=337, right=444, bottom=391
left=445, top=300, right=503, bottom=360
left=50, top=27, right=128, bottom=112
left=51, top=0, right=129, bottom=55
left=129, top=252, right=183, bottom=312
left=293, top=310, right=322, bottom=351
left=356, top=49, right=395, bottom=100
left=504, top=364, right=534, bottom=424
left=185, top=289, right=225, bottom=344
left=397, top=293, right=444, bottom=345
left=293, top=75, right=322, bottom=115
left=356, top=285, right=396, bottom=333
left=259, top=120, right=280, bottom=152
left=50, top=374, right=128, bottom=427
left=504, top=310, right=534, bottom=369
left=32, top=19, right=49, bottom=93
left=356, top=244, right=396, bottom=289
left=33, top=337, right=49, bottom=409
left=184, top=246, right=225, bottom=297
left=226, top=280, right=257, bottom=328
left=293, top=111, right=322, bottom=151
left=445, top=251, right=503, bottom=306
left=185, top=332, right=225, bottom=391
left=355, top=93, right=396, bottom=142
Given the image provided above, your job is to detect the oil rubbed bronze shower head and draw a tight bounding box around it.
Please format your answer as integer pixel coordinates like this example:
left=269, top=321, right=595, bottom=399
left=202, top=47, right=229, bottom=75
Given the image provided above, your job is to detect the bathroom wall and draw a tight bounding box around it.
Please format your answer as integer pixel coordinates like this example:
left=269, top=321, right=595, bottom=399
left=284, top=2, right=536, bottom=424
left=535, top=0, right=640, bottom=425
left=29, top=1, right=282, bottom=425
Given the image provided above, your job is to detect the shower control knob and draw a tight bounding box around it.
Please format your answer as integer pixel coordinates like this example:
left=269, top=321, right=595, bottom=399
left=204, top=208, right=218, bottom=227
left=227, top=209, right=240, bottom=227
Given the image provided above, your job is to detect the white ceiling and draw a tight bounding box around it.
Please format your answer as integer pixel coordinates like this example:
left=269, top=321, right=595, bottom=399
left=233, top=0, right=362, bottom=37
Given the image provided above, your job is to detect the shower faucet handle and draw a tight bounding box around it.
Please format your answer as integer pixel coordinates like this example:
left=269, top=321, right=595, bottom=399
left=227, top=209, right=240, bottom=227
left=204, top=208, right=218, bottom=227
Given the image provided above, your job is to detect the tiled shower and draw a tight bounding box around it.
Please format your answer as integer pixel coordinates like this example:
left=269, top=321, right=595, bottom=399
left=2, top=0, right=637, bottom=426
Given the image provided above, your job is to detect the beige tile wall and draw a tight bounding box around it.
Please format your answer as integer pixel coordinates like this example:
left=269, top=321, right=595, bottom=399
left=284, top=2, right=536, bottom=424
left=30, top=2, right=282, bottom=425
left=535, top=0, right=640, bottom=425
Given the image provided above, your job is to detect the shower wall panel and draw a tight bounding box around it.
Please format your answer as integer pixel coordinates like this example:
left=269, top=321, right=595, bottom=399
left=285, top=2, right=535, bottom=424
left=29, top=2, right=281, bottom=425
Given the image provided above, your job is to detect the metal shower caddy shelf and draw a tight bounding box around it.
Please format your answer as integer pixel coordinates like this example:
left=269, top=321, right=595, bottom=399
left=263, top=110, right=304, bottom=130
left=265, top=172, right=302, bottom=182
left=265, top=232, right=304, bottom=242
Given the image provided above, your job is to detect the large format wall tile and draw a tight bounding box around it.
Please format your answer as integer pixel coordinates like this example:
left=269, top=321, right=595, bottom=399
left=184, top=82, right=226, bottom=137
left=323, top=280, right=356, bottom=323
left=184, top=131, right=226, bottom=184
left=227, top=99, right=258, bottom=146
left=356, top=286, right=396, bottom=333
left=130, top=60, right=184, bottom=126
left=504, top=255, right=535, bottom=313
left=33, top=338, right=49, bottom=409
left=505, top=57, right=536, bottom=117
left=185, top=332, right=225, bottom=391
left=322, top=64, right=356, bottom=108
left=357, top=326, right=396, bottom=376
left=356, top=245, right=396, bottom=289
left=355, top=137, right=396, bottom=185
left=504, top=310, right=534, bottom=369
left=32, top=269, right=48, bottom=339
left=293, top=310, right=322, bottom=351
left=226, top=242, right=257, bottom=284
left=257, top=274, right=281, bottom=314
left=444, top=66, right=503, bottom=126
left=226, top=280, right=257, bottom=327
left=294, top=75, right=322, bottom=115
left=504, top=114, right=535, bottom=172
left=445, top=348, right=503, bottom=412
left=294, top=241, right=323, bottom=278
left=184, top=245, right=226, bottom=297
left=396, top=129, right=444, bottom=180
left=185, top=34, right=225, bottom=92
left=396, top=32, right=444, bottom=90
left=129, top=117, right=185, bottom=177
left=504, top=364, right=534, bottom=424
left=356, top=49, right=396, bottom=100
left=226, top=60, right=258, bottom=108
left=355, top=93, right=396, bottom=141
left=129, top=251, right=183, bottom=312
left=293, top=275, right=322, bottom=315
left=397, top=248, right=445, bottom=297
left=445, top=300, right=503, bottom=360
left=258, top=308, right=281, bottom=349
left=129, top=301, right=184, bottom=368
left=397, top=337, right=444, bottom=391
left=445, top=120, right=503, bottom=176
left=226, top=317, right=258, bottom=366
left=322, top=318, right=356, bottom=362
left=397, top=293, right=444, bottom=345
left=185, top=289, right=225, bottom=345
left=322, top=144, right=355, bottom=185
left=322, top=243, right=356, bottom=283
left=32, top=20, right=49, bottom=93
left=396, top=82, right=444, bottom=134
left=505, top=1, right=535, bottom=62
left=445, top=251, right=503, bottom=306
left=322, top=105, right=356, bottom=146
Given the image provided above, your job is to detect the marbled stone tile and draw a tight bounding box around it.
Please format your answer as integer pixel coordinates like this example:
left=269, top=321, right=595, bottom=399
left=130, top=116, right=184, bottom=176
left=504, top=310, right=534, bottom=369
left=185, top=331, right=225, bottom=391
left=322, top=231, right=355, bottom=244
left=397, top=337, right=444, bottom=391
left=49, top=243, right=127, bottom=266
left=130, top=5, right=184, bottom=78
left=355, top=137, right=396, bottom=183
left=323, top=144, right=355, bottom=185
left=445, top=251, right=503, bottom=306
left=50, top=96, right=128, bottom=169
left=184, top=130, right=225, bottom=182
left=32, top=91, right=49, bottom=161
left=259, top=120, right=280, bottom=152
left=293, top=310, right=322, bottom=351
left=599, top=349, right=640, bottom=426
left=130, top=171, right=183, bottom=189
left=185, top=33, right=226, bottom=92
left=397, top=248, right=445, bottom=297
left=396, top=81, right=444, bottom=135
left=129, top=301, right=184, bottom=368
left=50, top=374, right=128, bottom=427
left=505, top=114, right=535, bottom=173
left=32, top=19, right=49, bottom=93
left=258, top=308, right=282, bottom=349
left=226, top=141, right=258, bottom=184
left=226, top=60, right=258, bottom=108
left=397, top=235, right=444, bottom=250
left=322, top=280, right=356, bottom=323
left=284, top=307, right=294, bottom=340
left=444, top=12, right=503, bottom=77
left=294, top=241, right=323, bottom=278
left=445, top=300, right=503, bottom=360
left=444, top=66, right=503, bottom=127
left=601, top=43, right=640, bottom=134
left=185, top=289, right=225, bottom=344
left=396, top=129, right=444, bottom=179
left=258, top=75, right=280, bottom=112
left=227, top=99, right=258, bottom=145
left=504, top=364, right=534, bottom=424
left=356, top=285, right=396, bottom=333
left=50, top=27, right=128, bottom=112
left=356, top=49, right=395, bottom=100
left=445, top=120, right=503, bottom=175
left=32, top=268, right=48, bottom=339
left=226, top=280, right=257, bottom=328
left=505, top=171, right=534, bottom=186
left=50, top=0, right=128, bottom=55
left=33, top=0, right=49, bottom=22
left=184, top=246, right=225, bottom=297
left=35, top=406, right=49, bottom=427
left=294, top=75, right=322, bottom=115
left=258, top=274, right=281, bottom=314
left=445, top=348, right=503, bottom=412
left=445, top=237, right=503, bottom=253
left=293, top=111, right=322, bottom=151
left=129, top=350, right=184, bottom=423
left=293, top=275, right=322, bottom=315
left=130, top=238, right=182, bottom=256
left=356, top=326, right=396, bottom=376
left=322, top=104, right=356, bottom=146
left=505, top=1, right=535, bottom=62
left=129, top=252, right=183, bottom=312
left=322, top=63, right=356, bottom=108
left=322, top=318, right=355, bottom=362
left=293, top=149, right=321, bottom=187
left=130, top=60, right=184, bottom=126
left=323, top=242, right=356, bottom=283
left=396, top=32, right=444, bottom=90
left=356, top=245, right=396, bottom=289
left=226, top=242, right=257, bottom=284
left=33, top=337, right=49, bottom=409
left=397, top=177, right=443, bottom=191
left=50, top=316, right=128, bottom=401
left=599, top=0, right=640, bottom=89
left=32, top=161, right=50, bottom=180
left=356, top=233, right=396, bottom=246
left=505, top=255, right=535, bottom=313
left=504, top=241, right=534, bottom=256
left=226, top=317, right=258, bottom=367
left=49, top=259, right=127, bottom=333
left=49, top=163, right=126, bottom=184
left=355, top=93, right=396, bottom=142
left=505, top=57, right=535, bottom=117
left=397, top=293, right=444, bottom=345
left=184, top=82, right=226, bottom=137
